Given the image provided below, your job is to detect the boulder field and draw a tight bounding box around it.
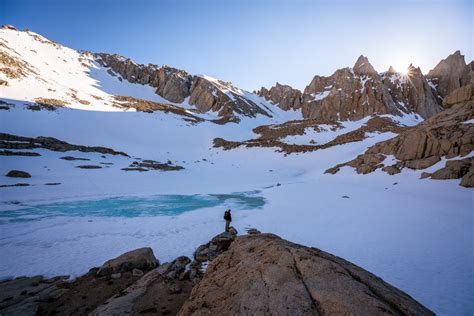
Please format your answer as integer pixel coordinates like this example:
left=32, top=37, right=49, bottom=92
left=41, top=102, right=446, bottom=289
left=0, top=229, right=433, bottom=315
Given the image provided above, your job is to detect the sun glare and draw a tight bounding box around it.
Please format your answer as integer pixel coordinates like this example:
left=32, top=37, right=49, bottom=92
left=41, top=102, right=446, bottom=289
left=394, top=65, right=410, bottom=75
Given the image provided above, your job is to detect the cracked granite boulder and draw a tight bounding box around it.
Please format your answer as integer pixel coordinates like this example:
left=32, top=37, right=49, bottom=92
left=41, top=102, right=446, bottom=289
left=178, top=233, right=433, bottom=315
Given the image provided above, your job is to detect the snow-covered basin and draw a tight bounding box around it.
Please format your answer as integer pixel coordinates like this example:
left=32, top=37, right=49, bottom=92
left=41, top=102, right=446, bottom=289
left=0, top=106, right=472, bottom=315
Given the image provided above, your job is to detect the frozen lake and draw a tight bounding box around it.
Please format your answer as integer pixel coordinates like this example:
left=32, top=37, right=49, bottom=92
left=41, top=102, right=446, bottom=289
left=0, top=192, right=265, bottom=224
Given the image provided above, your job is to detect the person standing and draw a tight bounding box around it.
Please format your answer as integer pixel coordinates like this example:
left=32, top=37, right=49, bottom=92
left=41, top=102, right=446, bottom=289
left=224, top=209, right=232, bottom=232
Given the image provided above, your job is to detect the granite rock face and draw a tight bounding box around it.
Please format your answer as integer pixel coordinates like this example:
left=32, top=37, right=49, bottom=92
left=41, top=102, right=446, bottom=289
left=326, top=84, right=473, bottom=186
left=382, top=64, right=442, bottom=118
left=256, top=82, right=303, bottom=111
left=179, top=234, right=433, bottom=315
left=427, top=50, right=471, bottom=99
left=96, top=54, right=270, bottom=119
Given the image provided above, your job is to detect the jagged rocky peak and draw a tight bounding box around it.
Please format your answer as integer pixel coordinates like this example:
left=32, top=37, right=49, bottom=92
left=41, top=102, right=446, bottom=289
left=387, top=65, right=397, bottom=74
left=353, top=54, right=377, bottom=75
left=257, top=82, right=303, bottom=110
left=382, top=62, right=442, bottom=119
left=95, top=53, right=270, bottom=118
left=427, top=50, right=468, bottom=98
left=96, top=53, right=192, bottom=103
left=301, top=59, right=401, bottom=121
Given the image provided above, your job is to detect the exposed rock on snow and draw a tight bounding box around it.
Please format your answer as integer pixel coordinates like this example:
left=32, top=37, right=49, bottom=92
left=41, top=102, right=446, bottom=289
left=123, top=160, right=184, bottom=172
left=0, top=183, right=30, bottom=188
left=421, top=157, right=473, bottom=187
left=97, top=247, right=159, bottom=276
left=5, top=170, right=31, bottom=178
left=59, top=156, right=90, bottom=161
left=112, top=95, right=203, bottom=123
left=214, top=116, right=404, bottom=154
left=179, top=233, right=433, bottom=315
left=0, top=133, right=129, bottom=156
left=75, top=165, right=102, bottom=169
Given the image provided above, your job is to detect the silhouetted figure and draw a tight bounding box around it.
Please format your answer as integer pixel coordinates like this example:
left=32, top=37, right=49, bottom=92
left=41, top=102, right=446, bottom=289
left=224, top=209, right=232, bottom=232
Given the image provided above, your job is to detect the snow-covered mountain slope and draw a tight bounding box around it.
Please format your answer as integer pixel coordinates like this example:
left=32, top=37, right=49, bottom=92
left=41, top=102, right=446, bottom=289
left=0, top=25, right=473, bottom=315
left=0, top=26, right=283, bottom=121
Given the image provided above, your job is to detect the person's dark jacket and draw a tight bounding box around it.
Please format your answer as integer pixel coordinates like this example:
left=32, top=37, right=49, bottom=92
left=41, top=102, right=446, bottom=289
left=224, top=211, right=232, bottom=221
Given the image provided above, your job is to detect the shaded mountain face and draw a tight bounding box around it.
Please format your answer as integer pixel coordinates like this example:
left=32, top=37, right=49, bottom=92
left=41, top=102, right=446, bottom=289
left=260, top=55, right=447, bottom=121
left=382, top=64, right=442, bottom=118
left=427, top=50, right=472, bottom=99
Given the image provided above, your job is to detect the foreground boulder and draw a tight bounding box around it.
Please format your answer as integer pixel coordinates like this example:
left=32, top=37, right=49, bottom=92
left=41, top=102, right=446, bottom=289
left=179, top=234, right=433, bottom=315
left=0, top=276, right=68, bottom=315
left=92, top=256, right=193, bottom=315
left=97, top=247, right=158, bottom=276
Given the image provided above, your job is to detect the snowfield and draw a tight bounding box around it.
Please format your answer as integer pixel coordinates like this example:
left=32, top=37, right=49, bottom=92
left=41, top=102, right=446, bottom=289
left=0, top=27, right=472, bottom=315
left=0, top=105, right=472, bottom=315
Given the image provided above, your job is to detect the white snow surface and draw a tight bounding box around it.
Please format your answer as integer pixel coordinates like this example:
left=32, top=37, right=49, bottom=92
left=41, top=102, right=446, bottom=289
left=0, top=28, right=472, bottom=316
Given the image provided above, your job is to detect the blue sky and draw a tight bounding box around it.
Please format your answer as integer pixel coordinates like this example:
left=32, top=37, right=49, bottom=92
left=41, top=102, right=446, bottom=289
left=1, top=0, right=472, bottom=91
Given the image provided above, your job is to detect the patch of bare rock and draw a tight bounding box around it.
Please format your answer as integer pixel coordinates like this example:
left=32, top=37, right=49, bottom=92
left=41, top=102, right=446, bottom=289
left=0, top=133, right=129, bottom=156
left=0, top=150, right=40, bottom=156
left=214, top=116, right=404, bottom=154
left=122, top=160, right=184, bottom=172
left=1, top=229, right=433, bottom=316
left=0, top=183, right=30, bottom=188
left=60, top=156, right=90, bottom=161
left=76, top=165, right=102, bottom=169
left=5, top=170, right=31, bottom=178
left=28, top=98, right=69, bottom=111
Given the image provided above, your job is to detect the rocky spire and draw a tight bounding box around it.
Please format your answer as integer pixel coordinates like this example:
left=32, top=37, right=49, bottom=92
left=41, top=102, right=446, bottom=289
left=387, top=66, right=397, bottom=74
left=427, top=50, right=467, bottom=98
left=353, top=55, right=377, bottom=75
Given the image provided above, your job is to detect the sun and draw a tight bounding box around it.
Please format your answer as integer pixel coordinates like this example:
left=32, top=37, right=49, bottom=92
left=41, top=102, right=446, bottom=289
left=397, top=67, right=409, bottom=75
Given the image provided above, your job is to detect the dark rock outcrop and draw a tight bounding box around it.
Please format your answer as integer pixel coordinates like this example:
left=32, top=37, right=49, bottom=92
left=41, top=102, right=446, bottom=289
left=179, top=233, right=433, bottom=315
left=0, top=133, right=129, bottom=156
left=5, top=170, right=31, bottom=178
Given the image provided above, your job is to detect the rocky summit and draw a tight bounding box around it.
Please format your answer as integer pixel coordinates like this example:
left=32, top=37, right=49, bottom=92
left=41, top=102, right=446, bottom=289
left=0, top=231, right=433, bottom=316
left=259, top=54, right=445, bottom=121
